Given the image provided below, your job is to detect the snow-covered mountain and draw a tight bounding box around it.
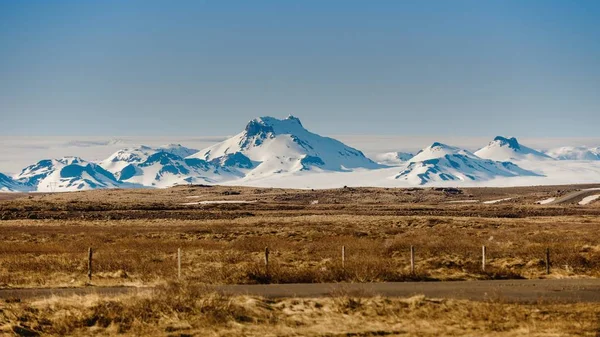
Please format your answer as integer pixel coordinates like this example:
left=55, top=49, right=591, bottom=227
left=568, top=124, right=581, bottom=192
left=0, top=172, right=31, bottom=192
left=395, top=142, right=540, bottom=185
left=99, top=145, right=157, bottom=177
left=409, top=142, right=473, bottom=163
left=372, top=152, right=414, bottom=166
left=100, top=145, right=240, bottom=188
left=475, top=136, right=553, bottom=161
left=188, top=116, right=381, bottom=178
left=15, top=157, right=128, bottom=192
left=100, top=144, right=199, bottom=175
left=545, top=146, right=600, bottom=161
left=4, top=118, right=600, bottom=191
left=159, top=144, right=199, bottom=158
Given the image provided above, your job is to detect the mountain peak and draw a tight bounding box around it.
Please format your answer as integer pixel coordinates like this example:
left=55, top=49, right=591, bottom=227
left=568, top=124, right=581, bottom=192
left=410, top=143, right=475, bottom=163
left=430, top=142, right=451, bottom=149
left=159, top=144, right=198, bottom=158
left=493, top=136, right=520, bottom=150
left=245, top=116, right=305, bottom=135
left=242, top=116, right=311, bottom=148
left=56, top=156, right=85, bottom=165
left=192, top=115, right=380, bottom=174
left=475, top=136, right=552, bottom=161
left=162, top=143, right=184, bottom=148
left=245, top=118, right=276, bottom=138
left=16, top=156, right=126, bottom=192
left=396, top=149, right=540, bottom=185
left=285, top=114, right=303, bottom=125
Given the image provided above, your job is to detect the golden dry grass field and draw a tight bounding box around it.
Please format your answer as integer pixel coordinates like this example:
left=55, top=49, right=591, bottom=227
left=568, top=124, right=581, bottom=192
left=1, top=184, right=600, bottom=336
left=2, top=282, right=600, bottom=336
left=1, top=184, right=600, bottom=288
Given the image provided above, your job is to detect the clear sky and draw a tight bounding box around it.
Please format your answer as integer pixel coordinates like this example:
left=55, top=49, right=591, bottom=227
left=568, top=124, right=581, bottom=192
left=1, top=0, right=599, bottom=137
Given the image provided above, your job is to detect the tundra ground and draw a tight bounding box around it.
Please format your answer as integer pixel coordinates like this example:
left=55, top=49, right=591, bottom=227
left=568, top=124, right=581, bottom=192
left=1, top=184, right=599, bottom=288
left=2, top=185, right=600, bottom=336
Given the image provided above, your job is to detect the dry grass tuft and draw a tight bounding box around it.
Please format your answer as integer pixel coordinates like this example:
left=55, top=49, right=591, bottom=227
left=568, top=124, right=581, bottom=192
left=2, top=282, right=599, bottom=336
left=1, top=282, right=262, bottom=335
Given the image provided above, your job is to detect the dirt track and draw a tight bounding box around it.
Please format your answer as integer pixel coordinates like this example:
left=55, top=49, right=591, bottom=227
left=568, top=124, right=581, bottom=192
left=214, top=279, right=600, bottom=303
left=549, top=188, right=600, bottom=205
left=3, top=279, right=600, bottom=303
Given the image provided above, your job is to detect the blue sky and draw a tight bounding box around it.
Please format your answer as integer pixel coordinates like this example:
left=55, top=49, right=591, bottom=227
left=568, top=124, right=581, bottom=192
left=1, top=0, right=599, bottom=136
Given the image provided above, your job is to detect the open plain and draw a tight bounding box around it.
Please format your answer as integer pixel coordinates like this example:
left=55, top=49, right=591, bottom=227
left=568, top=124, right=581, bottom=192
left=1, top=184, right=600, bottom=335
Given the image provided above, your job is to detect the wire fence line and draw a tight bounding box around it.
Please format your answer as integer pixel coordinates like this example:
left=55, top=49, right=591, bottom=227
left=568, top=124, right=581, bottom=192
left=81, top=244, right=555, bottom=282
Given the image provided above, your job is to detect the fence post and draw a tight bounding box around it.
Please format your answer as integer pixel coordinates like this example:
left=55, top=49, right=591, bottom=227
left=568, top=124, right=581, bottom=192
left=546, top=248, right=550, bottom=275
left=482, top=245, right=486, bottom=272
left=87, top=247, right=93, bottom=282
left=177, top=248, right=182, bottom=280
left=410, top=246, right=415, bottom=274
left=264, top=247, right=270, bottom=275
left=342, top=245, right=346, bottom=269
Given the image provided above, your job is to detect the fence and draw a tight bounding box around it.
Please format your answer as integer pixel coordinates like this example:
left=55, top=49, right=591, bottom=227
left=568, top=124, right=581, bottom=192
left=82, top=244, right=554, bottom=282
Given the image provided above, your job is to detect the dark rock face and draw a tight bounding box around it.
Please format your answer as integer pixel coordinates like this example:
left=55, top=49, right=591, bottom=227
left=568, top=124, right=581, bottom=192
left=0, top=172, right=26, bottom=191
left=184, top=158, right=211, bottom=171
left=139, top=152, right=192, bottom=177
left=240, top=120, right=276, bottom=149
left=285, top=115, right=303, bottom=126
left=118, top=164, right=139, bottom=180
left=300, top=155, right=325, bottom=170
left=59, top=164, right=85, bottom=178
left=494, top=136, right=521, bottom=150
left=89, top=164, right=119, bottom=183
left=55, top=163, right=119, bottom=189
left=142, top=152, right=183, bottom=166
left=0, top=172, right=12, bottom=184
left=21, top=159, right=53, bottom=174
left=244, top=120, right=275, bottom=139
left=215, top=152, right=254, bottom=169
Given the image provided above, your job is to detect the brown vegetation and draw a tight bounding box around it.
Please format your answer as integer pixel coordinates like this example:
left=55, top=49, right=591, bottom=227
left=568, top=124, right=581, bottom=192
left=1, top=185, right=600, bottom=288
left=1, top=282, right=599, bottom=336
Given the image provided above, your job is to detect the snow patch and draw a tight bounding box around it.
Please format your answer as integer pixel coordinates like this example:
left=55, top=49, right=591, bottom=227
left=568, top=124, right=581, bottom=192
left=182, top=200, right=256, bottom=205
left=536, top=197, right=556, bottom=205
left=482, top=198, right=513, bottom=204
left=446, top=200, right=479, bottom=204
left=579, top=195, right=600, bottom=205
